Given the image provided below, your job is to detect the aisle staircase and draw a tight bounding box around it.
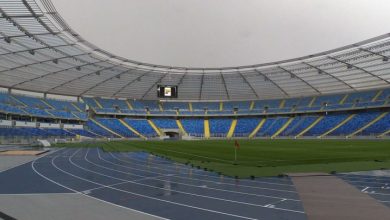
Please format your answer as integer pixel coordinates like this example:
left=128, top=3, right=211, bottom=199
left=249, top=101, right=255, bottom=110
left=319, top=114, right=355, bottom=138
left=226, top=119, right=237, bottom=139
left=249, top=118, right=266, bottom=139
left=339, top=94, right=348, bottom=104
left=71, top=103, right=82, bottom=112
left=119, top=119, right=146, bottom=139
left=148, top=119, right=163, bottom=137
left=41, top=99, right=54, bottom=109
left=372, top=90, right=383, bottom=101
left=347, top=112, right=388, bottom=138
left=204, top=119, right=210, bottom=139
left=271, top=117, right=294, bottom=139
left=125, top=100, right=133, bottom=110
left=90, top=118, right=123, bottom=138
left=295, top=116, right=324, bottom=138
left=189, top=102, right=193, bottom=111
left=94, top=98, right=103, bottom=108
left=378, top=128, right=390, bottom=138
left=176, top=120, right=188, bottom=136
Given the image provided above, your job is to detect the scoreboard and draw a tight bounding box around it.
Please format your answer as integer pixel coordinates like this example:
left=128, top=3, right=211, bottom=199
left=157, top=85, right=178, bottom=98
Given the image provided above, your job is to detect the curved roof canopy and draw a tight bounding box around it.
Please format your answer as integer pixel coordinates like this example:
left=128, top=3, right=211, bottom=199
left=1, top=0, right=390, bottom=100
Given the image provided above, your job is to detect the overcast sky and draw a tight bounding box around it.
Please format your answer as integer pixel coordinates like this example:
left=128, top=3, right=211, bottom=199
left=51, top=0, right=390, bottom=68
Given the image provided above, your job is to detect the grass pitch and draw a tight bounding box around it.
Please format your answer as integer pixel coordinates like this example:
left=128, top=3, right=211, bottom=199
left=56, top=139, right=390, bottom=177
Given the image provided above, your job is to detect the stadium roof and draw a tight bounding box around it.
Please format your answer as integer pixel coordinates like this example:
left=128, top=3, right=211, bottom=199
left=1, top=0, right=390, bottom=101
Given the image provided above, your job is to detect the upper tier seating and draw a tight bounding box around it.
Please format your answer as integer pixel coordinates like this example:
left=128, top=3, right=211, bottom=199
left=192, top=102, right=220, bottom=111
left=45, top=99, right=84, bottom=112
left=223, top=101, right=250, bottom=111
left=162, top=102, right=189, bottom=110
left=81, top=88, right=390, bottom=116
left=0, top=93, right=86, bottom=120
left=97, top=98, right=129, bottom=109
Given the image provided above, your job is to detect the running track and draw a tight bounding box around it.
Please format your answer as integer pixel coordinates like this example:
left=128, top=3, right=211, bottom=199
left=0, top=148, right=307, bottom=220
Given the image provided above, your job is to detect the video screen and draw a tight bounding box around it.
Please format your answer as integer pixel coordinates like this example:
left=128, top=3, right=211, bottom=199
left=157, top=85, right=178, bottom=98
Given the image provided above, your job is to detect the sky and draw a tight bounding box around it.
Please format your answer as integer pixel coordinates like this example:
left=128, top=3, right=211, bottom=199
left=51, top=0, right=390, bottom=68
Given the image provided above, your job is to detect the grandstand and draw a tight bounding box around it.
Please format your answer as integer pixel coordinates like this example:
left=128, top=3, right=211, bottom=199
left=1, top=1, right=390, bottom=219
left=1, top=87, right=390, bottom=143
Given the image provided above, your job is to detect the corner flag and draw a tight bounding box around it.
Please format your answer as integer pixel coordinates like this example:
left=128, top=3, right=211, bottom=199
left=234, top=140, right=240, bottom=162
left=234, top=140, right=240, bottom=149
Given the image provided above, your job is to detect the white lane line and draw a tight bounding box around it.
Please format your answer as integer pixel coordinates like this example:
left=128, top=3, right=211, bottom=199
left=31, top=150, right=167, bottom=220
left=95, top=148, right=299, bottom=202
left=73, top=149, right=301, bottom=213
left=342, top=179, right=390, bottom=185
left=51, top=149, right=259, bottom=220
left=108, top=151, right=297, bottom=194
left=365, top=191, right=390, bottom=196
left=263, top=198, right=288, bottom=208
left=120, top=152, right=294, bottom=187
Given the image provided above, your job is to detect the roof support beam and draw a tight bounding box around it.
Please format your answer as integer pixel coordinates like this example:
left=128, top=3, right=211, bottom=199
left=220, top=71, right=231, bottom=100
left=176, top=70, right=187, bottom=86
left=199, top=70, right=205, bottom=100
left=47, top=64, right=122, bottom=93
left=254, top=69, right=290, bottom=96
left=302, top=61, right=356, bottom=90
left=79, top=68, right=130, bottom=96
left=112, top=68, right=154, bottom=97
left=140, top=73, right=168, bottom=100
left=0, top=52, right=93, bottom=76
left=0, top=32, right=60, bottom=40
left=21, top=0, right=56, bottom=34
left=358, top=47, right=389, bottom=61
left=237, top=69, right=259, bottom=99
left=327, top=56, right=388, bottom=83
left=11, top=61, right=104, bottom=88
left=0, top=43, right=75, bottom=57
left=0, top=8, right=97, bottom=67
left=278, top=66, right=321, bottom=94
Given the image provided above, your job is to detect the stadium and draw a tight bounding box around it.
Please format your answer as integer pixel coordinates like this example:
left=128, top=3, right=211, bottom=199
left=0, top=0, right=390, bottom=219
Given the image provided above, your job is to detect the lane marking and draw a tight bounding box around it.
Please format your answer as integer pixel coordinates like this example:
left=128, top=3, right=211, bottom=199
left=52, top=148, right=260, bottom=220
left=95, top=149, right=299, bottom=202
left=31, top=149, right=167, bottom=220
left=109, top=151, right=297, bottom=194
left=74, top=149, right=299, bottom=212
left=120, top=152, right=294, bottom=186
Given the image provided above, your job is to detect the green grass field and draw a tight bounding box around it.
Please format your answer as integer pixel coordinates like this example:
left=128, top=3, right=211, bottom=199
left=55, top=139, right=390, bottom=177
